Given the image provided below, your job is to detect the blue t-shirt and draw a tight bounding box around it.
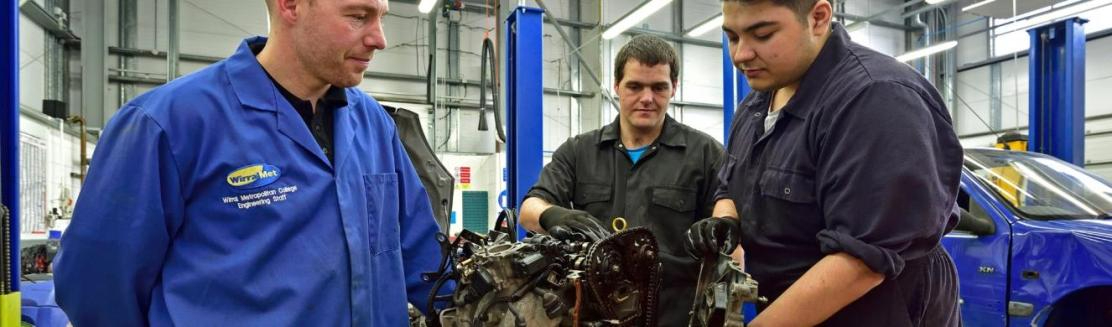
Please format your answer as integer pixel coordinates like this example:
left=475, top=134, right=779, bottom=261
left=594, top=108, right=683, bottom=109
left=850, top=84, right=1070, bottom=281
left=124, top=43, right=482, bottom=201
left=627, top=146, right=648, bottom=164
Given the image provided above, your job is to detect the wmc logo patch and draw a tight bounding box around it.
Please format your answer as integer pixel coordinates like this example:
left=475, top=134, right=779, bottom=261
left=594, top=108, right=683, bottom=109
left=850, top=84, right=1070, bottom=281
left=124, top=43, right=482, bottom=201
left=226, top=164, right=282, bottom=189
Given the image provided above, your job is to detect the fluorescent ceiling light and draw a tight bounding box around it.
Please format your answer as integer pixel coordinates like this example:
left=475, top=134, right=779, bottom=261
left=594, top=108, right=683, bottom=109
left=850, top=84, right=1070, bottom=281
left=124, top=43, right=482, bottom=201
left=962, top=0, right=996, bottom=12
left=925, top=0, right=948, bottom=3
left=1056, top=0, right=1086, bottom=8
left=418, top=0, right=438, bottom=14
left=991, top=2, right=1112, bottom=56
left=686, top=14, right=723, bottom=37
left=997, top=0, right=1084, bottom=24
left=994, top=0, right=1112, bottom=34
left=895, top=40, right=958, bottom=62
left=603, top=0, right=673, bottom=39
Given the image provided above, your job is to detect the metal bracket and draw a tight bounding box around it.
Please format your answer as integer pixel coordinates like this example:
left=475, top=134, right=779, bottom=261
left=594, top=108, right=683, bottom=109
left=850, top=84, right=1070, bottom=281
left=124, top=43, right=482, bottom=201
left=1008, top=301, right=1034, bottom=317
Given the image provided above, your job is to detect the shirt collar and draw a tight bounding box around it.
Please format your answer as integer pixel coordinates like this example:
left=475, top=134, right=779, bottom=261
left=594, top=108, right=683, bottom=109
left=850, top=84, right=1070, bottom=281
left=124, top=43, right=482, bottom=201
left=598, top=115, right=687, bottom=148
left=248, top=41, right=349, bottom=110
left=770, top=22, right=853, bottom=120
left=225, top=37, right=280, bottom=112
left=226, top=36, right=350, bottom=112
left=267, top=75, right=349, bottom=112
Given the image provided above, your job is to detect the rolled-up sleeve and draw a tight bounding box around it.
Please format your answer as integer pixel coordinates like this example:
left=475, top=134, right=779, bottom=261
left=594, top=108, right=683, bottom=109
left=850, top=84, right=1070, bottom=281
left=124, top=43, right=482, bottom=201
left=814, top=81, right=961, bottom=278
left=524, top=138, right=578, bottom=206
left=702, top=144, right=727, bottom=215
left=712, top=154, right=735, bottom=202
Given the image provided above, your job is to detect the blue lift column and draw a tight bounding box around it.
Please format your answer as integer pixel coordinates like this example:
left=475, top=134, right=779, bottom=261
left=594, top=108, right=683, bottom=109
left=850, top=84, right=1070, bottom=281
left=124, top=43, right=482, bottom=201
left=722, top=33, right=750, bottom=145
left=1028, top=17, right=1086, bottom=165
left=721, top=31, right=757, bottom=323
left=2, top=0, right=22, bottom=320
left=505, top=6, right=544, bottom=240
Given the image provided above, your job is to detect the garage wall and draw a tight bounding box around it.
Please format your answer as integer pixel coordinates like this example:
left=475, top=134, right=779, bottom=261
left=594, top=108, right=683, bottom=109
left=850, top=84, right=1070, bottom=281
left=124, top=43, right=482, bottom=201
left=15, top=0, right=927, bottom=234
left=953, top=19, right=1112, bottom=179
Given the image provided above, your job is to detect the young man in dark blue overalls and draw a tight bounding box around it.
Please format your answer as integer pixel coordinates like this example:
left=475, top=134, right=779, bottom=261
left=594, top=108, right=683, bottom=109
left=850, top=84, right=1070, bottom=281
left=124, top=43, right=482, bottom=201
left=685, top=1, right=963, bottom=326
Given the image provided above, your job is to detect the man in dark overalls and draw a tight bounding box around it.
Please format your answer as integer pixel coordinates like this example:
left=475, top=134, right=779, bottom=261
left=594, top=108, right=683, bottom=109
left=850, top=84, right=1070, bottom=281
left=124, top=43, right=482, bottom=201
left=685, top=1, right=963, bottom=326
left=520, top=35, right=726, bottom=326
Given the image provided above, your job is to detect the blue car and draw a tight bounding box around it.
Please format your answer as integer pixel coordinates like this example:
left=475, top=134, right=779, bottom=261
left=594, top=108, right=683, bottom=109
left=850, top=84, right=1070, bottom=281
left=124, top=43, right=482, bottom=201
left=943, top=148, right=1112, bottom=326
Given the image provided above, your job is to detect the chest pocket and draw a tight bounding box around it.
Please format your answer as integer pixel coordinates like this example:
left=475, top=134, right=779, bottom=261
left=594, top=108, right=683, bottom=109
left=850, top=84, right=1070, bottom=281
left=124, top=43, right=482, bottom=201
left=652, top=186, right=697, bottom=212
left=365, top=173, right=400, bottom=254
left=759, top=169, right=816, bottom=203
left=573, top=182, right=611, bottom=208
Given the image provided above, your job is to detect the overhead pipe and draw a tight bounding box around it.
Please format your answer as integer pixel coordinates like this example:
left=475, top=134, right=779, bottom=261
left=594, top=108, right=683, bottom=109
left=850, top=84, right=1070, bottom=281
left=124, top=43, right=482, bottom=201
left=534, top=0, right=619, bottom=109
left=67, top=116, right=88, bottom=185
left=912, top=13, right=932, bottom=81
left=118, top=0, right=137, bottom=105
left=942, top=6, right=958, bottom=121
left=167, top=0, right=180, bottom=81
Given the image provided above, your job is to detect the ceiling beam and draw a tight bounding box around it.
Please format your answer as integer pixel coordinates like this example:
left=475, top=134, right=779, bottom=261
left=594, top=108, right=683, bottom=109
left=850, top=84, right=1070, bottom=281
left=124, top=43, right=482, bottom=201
left=844, top=0, right=926, bottom=31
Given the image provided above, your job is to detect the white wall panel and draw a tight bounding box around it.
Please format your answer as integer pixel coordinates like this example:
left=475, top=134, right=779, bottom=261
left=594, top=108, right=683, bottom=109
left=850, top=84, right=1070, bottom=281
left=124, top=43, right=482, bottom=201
left=681, top=43, right=722, bottom=105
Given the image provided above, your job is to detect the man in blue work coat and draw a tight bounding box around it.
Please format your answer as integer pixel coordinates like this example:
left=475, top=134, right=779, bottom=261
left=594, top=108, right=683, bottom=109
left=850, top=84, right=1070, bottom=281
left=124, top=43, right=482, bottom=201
left=53, top=0, right=448, bottom=325
left=685, top=0, right=963, bottom=326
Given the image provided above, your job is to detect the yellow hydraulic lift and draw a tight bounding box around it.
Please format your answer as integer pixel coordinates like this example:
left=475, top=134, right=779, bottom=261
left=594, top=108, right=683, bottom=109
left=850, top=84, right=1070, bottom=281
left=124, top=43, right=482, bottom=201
left=991, top=133, right=1029, bottom=207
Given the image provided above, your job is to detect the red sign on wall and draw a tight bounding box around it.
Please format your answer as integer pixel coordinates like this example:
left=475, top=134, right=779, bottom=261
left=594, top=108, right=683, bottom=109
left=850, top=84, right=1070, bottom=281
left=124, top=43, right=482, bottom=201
left=458, top=166, right=471, bottom=187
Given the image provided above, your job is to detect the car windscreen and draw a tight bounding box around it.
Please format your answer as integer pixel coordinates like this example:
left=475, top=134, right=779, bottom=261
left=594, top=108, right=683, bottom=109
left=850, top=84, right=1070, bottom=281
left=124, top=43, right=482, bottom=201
left=964, top=149, right=1112, bottom=220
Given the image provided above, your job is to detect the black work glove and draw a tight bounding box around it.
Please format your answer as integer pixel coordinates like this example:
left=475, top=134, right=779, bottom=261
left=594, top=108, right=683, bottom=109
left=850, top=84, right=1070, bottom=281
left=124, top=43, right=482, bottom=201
left=685, top=217, right=740, bottom=258
left=539, top=206, right=611, bottom=242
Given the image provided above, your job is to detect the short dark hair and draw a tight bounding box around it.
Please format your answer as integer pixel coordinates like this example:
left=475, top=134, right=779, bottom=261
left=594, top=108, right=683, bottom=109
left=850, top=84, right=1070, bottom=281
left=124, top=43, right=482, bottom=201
left=613, top=35, right=679, bottom=84
left=264, top=0, right=315, bottom=16
left=723, top=0, right=819, bottom=20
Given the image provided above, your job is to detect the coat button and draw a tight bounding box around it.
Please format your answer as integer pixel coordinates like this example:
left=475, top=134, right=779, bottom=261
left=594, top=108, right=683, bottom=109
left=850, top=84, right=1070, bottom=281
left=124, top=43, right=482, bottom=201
left=783, top=187, right=791, bottom=195
left=754, top=112, right=762, bottom=118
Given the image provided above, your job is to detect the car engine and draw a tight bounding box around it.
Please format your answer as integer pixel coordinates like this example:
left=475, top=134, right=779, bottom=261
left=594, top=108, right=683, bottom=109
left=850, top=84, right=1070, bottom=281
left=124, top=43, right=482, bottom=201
left=421, top=212, right=763, bottom=327
left=425, top=223, right=661, bottom=326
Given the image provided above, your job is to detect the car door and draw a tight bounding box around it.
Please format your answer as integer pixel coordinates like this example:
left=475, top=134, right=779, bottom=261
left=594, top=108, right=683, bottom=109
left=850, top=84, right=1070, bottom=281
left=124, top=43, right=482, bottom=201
left=942, top=173, right=1013, bottom=326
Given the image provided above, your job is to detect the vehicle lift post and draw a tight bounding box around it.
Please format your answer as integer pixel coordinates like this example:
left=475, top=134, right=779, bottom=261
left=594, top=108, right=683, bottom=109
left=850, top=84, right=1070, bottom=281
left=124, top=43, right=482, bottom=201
left=1028, top=17, right=1086, bottom=165
left=722, top=30, right=756, bottom=322
left=2, top=0, right=22, bottom=324
left=722, top=33, right=750, bottom=145
left=505, top=6, right=544, bottom=240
